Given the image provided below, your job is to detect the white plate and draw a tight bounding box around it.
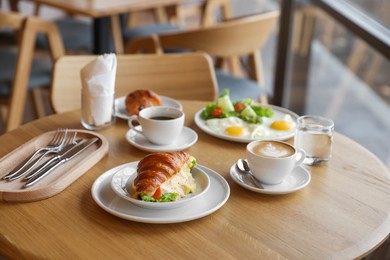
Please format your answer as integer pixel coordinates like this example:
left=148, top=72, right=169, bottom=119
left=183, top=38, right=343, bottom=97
left=230, top=163, right=311, bottom=195
left=125, top=126, right=198, bottom=152
left=110, top=162, right=210, bottom=210
left=194, top=105, right=299, bottom=143
left=114, top=96, right=183, bottom=120
left=91, top=163, right=230, bottom=223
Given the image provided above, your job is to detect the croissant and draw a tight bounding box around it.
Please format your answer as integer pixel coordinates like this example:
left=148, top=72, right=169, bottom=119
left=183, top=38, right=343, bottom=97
left=131, top=151, right=197, bottom=202
left=125, top=89, right=162, bottom=116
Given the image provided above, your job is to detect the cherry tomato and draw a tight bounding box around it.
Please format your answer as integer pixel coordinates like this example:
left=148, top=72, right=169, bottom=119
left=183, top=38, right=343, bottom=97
left=210, top=106, right=223, bottom=118
left=153, top=187, right=162, bottom=199
left=234, top=102, right=245, bottom=113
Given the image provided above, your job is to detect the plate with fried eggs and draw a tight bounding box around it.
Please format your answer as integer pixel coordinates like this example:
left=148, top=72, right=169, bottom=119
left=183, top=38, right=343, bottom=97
left=194, top=105, right=299, bottom=143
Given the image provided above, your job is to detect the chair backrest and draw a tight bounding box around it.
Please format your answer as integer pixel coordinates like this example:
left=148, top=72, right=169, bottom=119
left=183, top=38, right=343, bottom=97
left=200, top=0, right=232, bottom=27
left=50, top=53, right=218, bottom=113
left=127, top=10, right=279, bottom=58
left=126, top=11, right=280, bottom=103
left=0, top=11, right=65, bottom=131
left=126, top=0, right=232, bottom=28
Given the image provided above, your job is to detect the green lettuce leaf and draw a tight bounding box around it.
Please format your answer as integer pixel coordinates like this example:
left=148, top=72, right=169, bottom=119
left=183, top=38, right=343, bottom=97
left=139, top=192, right=179, bottom=203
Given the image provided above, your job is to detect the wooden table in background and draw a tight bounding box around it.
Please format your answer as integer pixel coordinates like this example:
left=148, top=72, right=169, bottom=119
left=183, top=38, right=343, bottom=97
left=0, top=100, right=389, bottom=259
left=25, top=0, right=187, bottom=53
left=28, top=0, right=185, bottom=16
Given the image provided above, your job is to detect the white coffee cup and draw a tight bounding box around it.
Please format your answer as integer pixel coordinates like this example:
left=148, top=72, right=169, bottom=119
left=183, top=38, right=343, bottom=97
left=128, top=107, right=184, bottom=145
left=246, top=140, right=306, bottom=185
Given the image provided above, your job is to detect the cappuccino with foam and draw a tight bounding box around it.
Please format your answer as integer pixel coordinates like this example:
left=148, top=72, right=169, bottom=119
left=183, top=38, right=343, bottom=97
left=246, top=140, right=306, bottom=185
left=250, top=141, right=295, bottom=158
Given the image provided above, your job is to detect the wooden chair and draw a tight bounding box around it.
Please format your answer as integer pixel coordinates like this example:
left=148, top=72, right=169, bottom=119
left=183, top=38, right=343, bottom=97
left=199, top=0, right=232, bottom=27
left=35, top=16, right=93, bottom=54
left=121, top=0, right=232, bottom=52
left=7, top=0, right=93, bottom=53
left=50, top=53, right=218, bottom=113
left=126, top=11, right=280, bottom=104
left=0, top=11, right=65, bottom=131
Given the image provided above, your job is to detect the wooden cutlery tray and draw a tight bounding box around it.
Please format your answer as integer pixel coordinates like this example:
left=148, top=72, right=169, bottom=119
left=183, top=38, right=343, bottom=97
left=0, top=129, right=109, bottom=202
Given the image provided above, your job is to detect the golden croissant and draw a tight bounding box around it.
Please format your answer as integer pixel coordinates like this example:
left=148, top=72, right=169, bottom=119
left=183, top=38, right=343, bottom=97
left=130, top=151, right=197, bottom=202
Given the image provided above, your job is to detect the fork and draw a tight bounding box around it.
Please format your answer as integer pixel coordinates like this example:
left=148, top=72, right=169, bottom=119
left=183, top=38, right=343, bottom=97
left=23, top=132, right=78, bottom=181
left=3, top=129, right=68, bottom=180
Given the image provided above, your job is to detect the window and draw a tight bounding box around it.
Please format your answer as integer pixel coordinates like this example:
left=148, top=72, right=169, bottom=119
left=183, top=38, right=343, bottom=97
left=286, top=0, right=390, bottom=165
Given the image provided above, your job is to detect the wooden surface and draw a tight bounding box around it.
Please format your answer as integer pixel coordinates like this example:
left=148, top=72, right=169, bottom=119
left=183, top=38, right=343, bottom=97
left=50, top=53, right=218, bottom=113
left=0, top=130, right=108, bottom=202
left=0, top=100, right=389, bottom=259
left=22, top=0, right=192, bottom=54
left=28, top=0, right=185, bottom=17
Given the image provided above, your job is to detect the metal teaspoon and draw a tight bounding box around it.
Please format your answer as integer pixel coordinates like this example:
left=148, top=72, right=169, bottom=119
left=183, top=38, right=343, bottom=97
left=237, top=159, right=264, bottom=189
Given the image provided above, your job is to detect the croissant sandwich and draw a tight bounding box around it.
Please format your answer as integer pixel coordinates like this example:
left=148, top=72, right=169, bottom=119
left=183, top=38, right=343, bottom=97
left=130, top=151, right=197, bottom=202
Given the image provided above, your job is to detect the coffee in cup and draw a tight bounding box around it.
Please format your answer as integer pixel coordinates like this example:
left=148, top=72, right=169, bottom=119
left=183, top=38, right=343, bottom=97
left=250, top=140, right=295, bottom=158
left=128, top=107, right=184, bottom=145
left=246, top=140, right=306, bottom=185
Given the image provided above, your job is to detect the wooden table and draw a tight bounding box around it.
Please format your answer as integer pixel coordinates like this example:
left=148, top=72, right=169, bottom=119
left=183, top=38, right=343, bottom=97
left=25, top=0, right=186, bottom=53
left=28, top=0, right=186, bottom=16
left=0, top=100, right=389, bottom=259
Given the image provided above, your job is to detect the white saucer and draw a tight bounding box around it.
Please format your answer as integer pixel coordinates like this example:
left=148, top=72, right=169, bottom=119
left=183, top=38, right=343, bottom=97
left=115, top=96, right=183, bottom=120
left=230, top=163, right=311, bottom=195
left=125, top=126, right=198, bottom=152
left=91, top=163, right=230, bottom=223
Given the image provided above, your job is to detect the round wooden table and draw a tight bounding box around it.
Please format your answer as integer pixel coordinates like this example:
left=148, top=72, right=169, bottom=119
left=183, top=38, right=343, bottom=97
left=0, top=100, right=389, bottom=259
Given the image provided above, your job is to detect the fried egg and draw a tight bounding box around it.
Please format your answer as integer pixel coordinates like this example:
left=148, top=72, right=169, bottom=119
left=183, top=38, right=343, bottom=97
left=270, top=120, right=291, bottom=131
left=261, top=114, right=296, bottom=138
left=206, top=117, right=262, bottom=138
left=206, top=117, right=247, bottom=137
left=206, top=114, right=296, bottom=139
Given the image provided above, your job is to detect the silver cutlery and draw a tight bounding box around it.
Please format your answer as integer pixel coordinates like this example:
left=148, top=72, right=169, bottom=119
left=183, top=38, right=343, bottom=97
left=24, top=132, right=80, bottom=181
left=6, top=130, right=73, bottom=181
left=24, top=137, right=99, bottom=188
left=236, top=159, right=264, bottom=189
left=4, top=129, right=69, bottom=181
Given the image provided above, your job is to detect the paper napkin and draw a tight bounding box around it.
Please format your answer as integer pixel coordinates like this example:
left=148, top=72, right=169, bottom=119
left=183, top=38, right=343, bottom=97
left=80, top=53, right=117, bottom=126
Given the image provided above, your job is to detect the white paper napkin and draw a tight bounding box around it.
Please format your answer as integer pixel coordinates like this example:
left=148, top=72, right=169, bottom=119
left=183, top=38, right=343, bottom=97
left=81, top=53, right=117, bottom=126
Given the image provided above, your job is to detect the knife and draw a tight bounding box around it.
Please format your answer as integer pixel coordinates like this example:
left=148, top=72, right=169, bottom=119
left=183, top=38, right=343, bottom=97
left=3, top=129, right=71, bottom=181
left=5, top=132, right=78, bottom=182
left=23, top=138, right=84, bottom=181
left=24, top=138, right=99, bottom=188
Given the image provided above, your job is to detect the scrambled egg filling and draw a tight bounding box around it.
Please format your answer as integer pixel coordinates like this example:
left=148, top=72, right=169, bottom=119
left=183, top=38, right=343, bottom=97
left=160, top=159, right=196, bottom=198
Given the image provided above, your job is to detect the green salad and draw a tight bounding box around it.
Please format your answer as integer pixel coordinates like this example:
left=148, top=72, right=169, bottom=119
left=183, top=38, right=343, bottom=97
left=139, top=192, right=179, bottom=202
left=201, top=89, right=273, bottom=123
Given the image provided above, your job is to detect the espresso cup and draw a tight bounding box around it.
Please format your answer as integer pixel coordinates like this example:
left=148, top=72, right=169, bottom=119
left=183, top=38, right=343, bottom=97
left=128, top=107, right=184, bottom=145
left=246, top=140, right=306, bottom=185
